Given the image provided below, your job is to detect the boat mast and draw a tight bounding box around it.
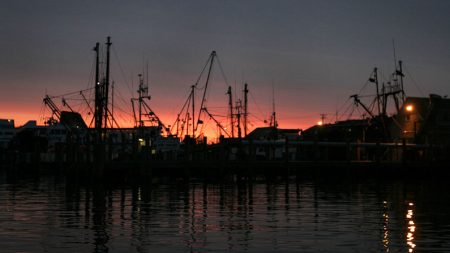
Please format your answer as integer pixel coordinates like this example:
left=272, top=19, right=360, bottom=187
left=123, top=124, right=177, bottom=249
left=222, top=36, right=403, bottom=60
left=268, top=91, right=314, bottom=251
left=243, top=83, right=248, bottom=137
left=227, top=86, right=234, bottom=138
left=93, top=42, right=103, bottom=138
left=236, top=99, right=242, bottom=139
left=111, top=81, right=114, bottom=121
left=270, top=83, right=277, bottom=128
left=191, top=85, right=195, bottom=138
left=196, top=51, right=216, bottom=137
left=369, top=67, right=381, bottom=116
left=104, top=36, right=112, bottom=130
left=138, top=74, right=143, bottom=127
left=398, top=60, right=405, bottom=102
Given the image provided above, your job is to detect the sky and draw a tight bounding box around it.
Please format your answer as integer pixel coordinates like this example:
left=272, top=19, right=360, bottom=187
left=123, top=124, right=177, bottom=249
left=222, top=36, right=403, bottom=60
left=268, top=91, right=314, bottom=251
left=1, top=0, right=450, bottom=137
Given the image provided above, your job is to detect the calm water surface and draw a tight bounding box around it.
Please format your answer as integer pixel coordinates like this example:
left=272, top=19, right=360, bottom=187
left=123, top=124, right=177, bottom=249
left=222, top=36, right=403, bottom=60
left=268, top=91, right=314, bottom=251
left=1, top=172, right=450, bottom=253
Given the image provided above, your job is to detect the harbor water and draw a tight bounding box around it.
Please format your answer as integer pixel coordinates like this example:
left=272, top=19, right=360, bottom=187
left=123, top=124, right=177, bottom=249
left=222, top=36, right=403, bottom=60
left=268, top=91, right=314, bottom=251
left=1, top=171, right=450, bottom=252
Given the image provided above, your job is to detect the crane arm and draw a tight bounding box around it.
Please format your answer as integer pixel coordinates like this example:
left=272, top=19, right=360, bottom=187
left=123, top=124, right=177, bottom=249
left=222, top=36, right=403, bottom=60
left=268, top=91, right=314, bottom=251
left=202, top=107, right=231, bottom=137
left=43, top=95, right=61, bottom=120
left=350, top=94, right=375, bottom=119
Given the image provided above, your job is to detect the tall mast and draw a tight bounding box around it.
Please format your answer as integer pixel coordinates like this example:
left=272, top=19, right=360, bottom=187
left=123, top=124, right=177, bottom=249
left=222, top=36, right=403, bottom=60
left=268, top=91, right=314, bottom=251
left=398, top=60, right=405, bottom=102
left=243, top=83, right=248, bottom=137
left=382, top=82, right=387, bottom=116
left=93, top=42, right=103, bottom=134
left=191, top=85, right=195, bottom=138
left=236, top=100, right=242, bottom=139
left=111, top=81, right=114, bottom=121
left=138, top=74, right=143, bottom=127
left=370, top=67, right=381, bottom=116
left=270, top=83, right=277, bottom=128
left=196, top=51, right=216, bottom=134
left=104, top=36, right=112, bottom=129
left=227, top=86, right=234, bottom=138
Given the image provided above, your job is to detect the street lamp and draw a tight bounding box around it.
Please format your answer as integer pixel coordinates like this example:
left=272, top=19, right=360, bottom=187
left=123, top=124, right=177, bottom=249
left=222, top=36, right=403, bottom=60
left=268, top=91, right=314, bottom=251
left=406, top=104, right=414, bottom=112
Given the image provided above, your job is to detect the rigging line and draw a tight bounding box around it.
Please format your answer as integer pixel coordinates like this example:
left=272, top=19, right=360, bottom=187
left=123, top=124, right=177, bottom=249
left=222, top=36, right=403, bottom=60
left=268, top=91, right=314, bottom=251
left=194, top=53, right=214, bottom=87
left=88, top=115, right=94, bottom=128
left=198, top=117, right=209, bottom=136
left=336, top=97, right=351, bottom=115
left=114, top=114, right=128, bottom=127
left=48, top=87, right=95, bottom=99
left=85, top=54, right=96, bottom=90
left=63, top=98, right=87, bottom=101
left=356, top=93, right=378, bottom=98
left=80, top=91, right=94, bottom=115
left=216, top=55, right=230, bottom=88
left=338, top=102, right=353, bottom=121
left=249, top=91, right=266, bottom=120
left=248, top=114, right=266, bottom=123
left=356, top=69, right=376, bottom=95
left=170, top=93, right=192, bottom=131
left=404, top=68, right=425, bottom=97
left=205, top=106, right=227, bottom=112
left=38, top=102, right=46, bottom=123
left=196, top=52, right=216, bottom=132
left=347, top=105, right=356, bottom=120
left=205, top=105, right=228, bottom=109
left=356, top=107, right=366, bottom=119
left=379, top=69, right=389, bottom=84
left=112, top=104, right=130, bottom=117
left=113, top=104, right=134, bottom=118
left=357, top=79, right=371, bottom=96
left=112, top=45, right=134, bottom=97
left=114, top=88, right=133, bottom=109
left=173, top=91, right=192, bottom=126
left=206, top=112, right=227, bottom=118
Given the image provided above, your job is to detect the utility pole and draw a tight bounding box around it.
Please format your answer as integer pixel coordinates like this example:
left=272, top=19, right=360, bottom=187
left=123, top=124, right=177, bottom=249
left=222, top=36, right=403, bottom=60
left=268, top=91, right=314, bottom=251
left=320, top=113, right=326, bottom=125
left=243, top=83, right=248, bottom=137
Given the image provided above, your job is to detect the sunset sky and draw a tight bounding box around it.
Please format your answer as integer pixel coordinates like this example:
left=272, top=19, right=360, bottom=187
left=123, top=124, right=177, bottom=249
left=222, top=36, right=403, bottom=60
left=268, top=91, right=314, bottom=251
left=1, top=0, right=450, bottom=137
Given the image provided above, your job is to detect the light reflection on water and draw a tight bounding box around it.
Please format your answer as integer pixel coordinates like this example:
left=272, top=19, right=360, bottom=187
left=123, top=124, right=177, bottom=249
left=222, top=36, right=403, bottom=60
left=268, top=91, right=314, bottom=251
left=1, top=175, right=450, bottom=252
left=406, top=202, right=416, bottom=252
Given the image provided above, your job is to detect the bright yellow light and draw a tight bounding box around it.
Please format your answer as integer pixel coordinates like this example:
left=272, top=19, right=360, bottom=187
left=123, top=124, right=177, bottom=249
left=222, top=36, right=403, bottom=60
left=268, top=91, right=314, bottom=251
left=317, top=121, right=323, bottom=126
left=406, top=105, right=414, bottom=112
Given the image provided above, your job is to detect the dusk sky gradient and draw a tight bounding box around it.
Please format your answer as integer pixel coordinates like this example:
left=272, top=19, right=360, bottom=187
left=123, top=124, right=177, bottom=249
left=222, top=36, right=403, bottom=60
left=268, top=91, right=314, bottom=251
left=1, top=0, right=450, bottom=134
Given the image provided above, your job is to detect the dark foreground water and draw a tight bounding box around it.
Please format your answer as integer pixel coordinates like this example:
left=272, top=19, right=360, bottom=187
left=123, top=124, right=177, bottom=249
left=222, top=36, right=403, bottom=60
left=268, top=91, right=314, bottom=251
left=1, top=172, right=450, bottom=253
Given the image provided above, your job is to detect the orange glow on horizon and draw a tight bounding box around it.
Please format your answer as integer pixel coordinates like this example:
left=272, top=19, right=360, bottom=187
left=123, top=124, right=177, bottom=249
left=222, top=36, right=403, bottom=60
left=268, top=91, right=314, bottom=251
left=1, top=108, right=314, bottom=140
